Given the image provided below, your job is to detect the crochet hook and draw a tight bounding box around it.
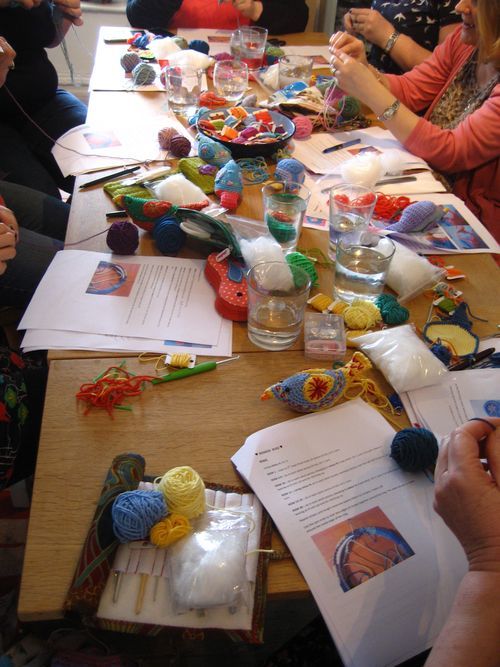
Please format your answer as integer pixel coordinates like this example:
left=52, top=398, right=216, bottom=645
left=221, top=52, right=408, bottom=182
left=448, top=347, right=495, bottom=371
left=151, top=356, right=239, bottom=384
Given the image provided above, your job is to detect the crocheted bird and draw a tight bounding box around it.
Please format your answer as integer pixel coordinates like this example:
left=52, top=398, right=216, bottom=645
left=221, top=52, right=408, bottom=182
left=260, top=351, right=372, bottom=413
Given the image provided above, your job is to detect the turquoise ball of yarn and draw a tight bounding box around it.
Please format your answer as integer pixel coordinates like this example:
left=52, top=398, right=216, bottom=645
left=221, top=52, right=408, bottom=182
left=153, top=216, right=186, bottom=255
left=275, top=158, right=306, bottom=185
left=390, top=428, right=438, bottom=472
left=112, top=490, right=167, bottom=543
left=189, top=39, right=209, bottom=54
left=375, top=293, right=409, bottom=325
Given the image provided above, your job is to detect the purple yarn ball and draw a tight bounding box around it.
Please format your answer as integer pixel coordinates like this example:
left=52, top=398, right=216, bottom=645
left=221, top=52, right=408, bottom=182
left=170, top=135, right=192, bottom=158
left=107, top=221, right=139, bottom=255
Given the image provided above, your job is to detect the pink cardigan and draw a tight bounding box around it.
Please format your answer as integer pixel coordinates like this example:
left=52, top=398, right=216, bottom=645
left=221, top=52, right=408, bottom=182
left=386, top=27, right=500, bottom=241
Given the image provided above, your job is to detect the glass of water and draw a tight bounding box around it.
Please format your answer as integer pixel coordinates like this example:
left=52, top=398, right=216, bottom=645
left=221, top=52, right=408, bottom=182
left=230, top=26, right=268, bottom=71
left=278, top=55, right=313, bottom=89
left=163, top=65, right=202, bottom=116
left=213, top=59, right=249, bottom=104
left=334, top=233, right=395, bottom=303
left=329, top=184, right=377, bottom=258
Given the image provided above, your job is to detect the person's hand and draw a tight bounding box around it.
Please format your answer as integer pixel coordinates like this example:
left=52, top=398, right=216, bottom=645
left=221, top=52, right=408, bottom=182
left=435, top=419, right=500, bottom=572
left=348, top=8, right=394, bottom=49
left=329, top=31, right=368, bottom=65
left=227, top=0, right=262, bottom=21
left=53, top=0, right=84, bottom=26
left=343, top=9, right=356, bottom=35
left=329, top=48, right=376, bottom=102
left=0, top=36, right=16, bottom=87
left=0, top=206, right=18, bottom=276
left=0, top=0, right=43, bottom=8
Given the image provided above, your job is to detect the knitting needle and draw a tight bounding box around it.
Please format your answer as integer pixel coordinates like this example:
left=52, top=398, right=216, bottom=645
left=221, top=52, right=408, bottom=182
left=151, top=356, right=240, bottom=384
left=106, top=210, right=128, bottom=219
left=135, top=573, right=148, bottom=615
left=79, top=166, right=141, bottom=190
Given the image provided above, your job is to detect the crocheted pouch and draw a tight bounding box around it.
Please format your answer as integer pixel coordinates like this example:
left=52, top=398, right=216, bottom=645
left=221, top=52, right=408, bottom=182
left=176, top=208, right=243, bottom=259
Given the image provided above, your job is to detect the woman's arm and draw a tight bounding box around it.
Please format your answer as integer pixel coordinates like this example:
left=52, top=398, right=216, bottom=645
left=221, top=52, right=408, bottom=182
left=49, top=0, right=83, bottom=46
left=126, top=0, right=182, bottom=32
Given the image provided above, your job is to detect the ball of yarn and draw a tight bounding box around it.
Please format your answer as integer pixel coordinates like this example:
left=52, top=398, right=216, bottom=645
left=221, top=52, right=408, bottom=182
left=292, top=115, right=313, bottom=139
left=172, top=35, right=188, bottom=50
left=132, top=62, right=156, bottom=86
left=430, top=341, right=452, bottom=365
left=153, top=215, right=186, bottom=255
left=214, top=51, right=233, bottom=62
left=154, top=465, right=206, bottom=519
left=343, top=299, right=382, bottom=330
left=241, top=93, right=257, bottom=107
left=170, top=134, right=192, bottom=158
left=286, top=252, right=318, bottom=287
left=158, top=126, right=178, bottom=150
left=150, top=513, right=192, bottom=547
left=106, top=220, right=139, bottom=255
left=375, top=293, right=409, bottom=325
left=335, top=95, right=360, bottom=120
left=390, top=428, right=439, bottom=472
left=189, top=39, right=209, bottom=54
left=120, top=51, right=141, bottom=73
left=112, top=490, right=167, bottom=543
left=275, top=158, right=306, bottom=185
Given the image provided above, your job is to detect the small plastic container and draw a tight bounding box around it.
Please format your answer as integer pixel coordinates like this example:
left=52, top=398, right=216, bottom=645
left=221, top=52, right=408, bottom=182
left=304, top=312, right=346, bottom=361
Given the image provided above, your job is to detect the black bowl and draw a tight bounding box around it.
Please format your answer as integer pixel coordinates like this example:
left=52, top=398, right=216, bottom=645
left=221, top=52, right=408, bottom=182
left=196, top=107, right=295, bottom=159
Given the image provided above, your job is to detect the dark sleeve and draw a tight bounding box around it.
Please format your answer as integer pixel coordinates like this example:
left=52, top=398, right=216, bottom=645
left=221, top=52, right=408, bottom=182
left=435, top=0, right=461, bottom=28
left=126, top=0, right=182, bottom=33
left=255, top=0, right=309, bottom=35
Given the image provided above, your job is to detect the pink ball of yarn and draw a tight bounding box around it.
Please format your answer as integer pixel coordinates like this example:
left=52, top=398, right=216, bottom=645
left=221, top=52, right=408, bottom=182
left=158, top=126, right=178, bottom=150
left=214, top=52, right=233, bottom=62
left=170, top=134, right=192, bottom=158
left=293, top=115, right=313, bottom=139
left=106, top=221, right=139, bottom=255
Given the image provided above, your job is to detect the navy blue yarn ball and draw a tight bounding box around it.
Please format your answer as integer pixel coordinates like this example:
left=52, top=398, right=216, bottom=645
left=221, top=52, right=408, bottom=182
left=390, top=428, right=439, bottom=472
left=429, top=341, right=452, bottom=365
left=153, top=216, right=186, bottom=255
left=189, top=39, right=210, bottom=55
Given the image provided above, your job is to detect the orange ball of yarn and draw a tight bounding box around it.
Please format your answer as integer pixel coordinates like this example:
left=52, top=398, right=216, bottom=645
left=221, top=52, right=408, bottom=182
left=293, top=114, right=313, bottom=139
left=150, top=513, right=192, bottom=547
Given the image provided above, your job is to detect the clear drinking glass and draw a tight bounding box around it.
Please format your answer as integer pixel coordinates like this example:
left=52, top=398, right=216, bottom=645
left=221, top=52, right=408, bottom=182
left=163, top=65, right=202, bottom=115
left=329, top=184, right=377, bottom=257
left=334, top=232, right=396, bottom=303
left=262, top=181, right=311, bottom=253
left=247, top=262, right=311, bottom=350
left=213, top=59, right=249, bottom=104
left=230, top=26, right=268, bottom=71
left=278, top=55, right=314, bottom=88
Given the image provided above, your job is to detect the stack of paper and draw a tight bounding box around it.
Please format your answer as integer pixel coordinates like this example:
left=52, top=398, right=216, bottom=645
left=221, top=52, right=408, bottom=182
left=232, top=400, right=467, bottom=667
left=20, top=250, right=232, bottom=356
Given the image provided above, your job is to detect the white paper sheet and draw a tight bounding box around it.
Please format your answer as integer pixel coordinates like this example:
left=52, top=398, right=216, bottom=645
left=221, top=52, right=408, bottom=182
left=232, top=400, right=467, bottom=667
left=400, top=369, right=500, bottom=440
left=19, top=250, right=224, bottom=346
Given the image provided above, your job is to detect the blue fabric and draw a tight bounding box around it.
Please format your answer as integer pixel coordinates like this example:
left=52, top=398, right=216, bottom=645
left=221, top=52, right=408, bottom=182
left=0, top=181, right=66, bottom=308
left=0, top=89, right=87, bottom=199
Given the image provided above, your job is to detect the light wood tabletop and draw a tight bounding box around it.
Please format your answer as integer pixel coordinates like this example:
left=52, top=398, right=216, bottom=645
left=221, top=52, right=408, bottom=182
left=18, top=28, right=500, bottom=622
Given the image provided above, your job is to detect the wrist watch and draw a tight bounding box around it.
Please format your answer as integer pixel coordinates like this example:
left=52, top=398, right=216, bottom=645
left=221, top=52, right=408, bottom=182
left=377, top=99, right=401, bottom=122
left=383, top=30, right=400, bottom=54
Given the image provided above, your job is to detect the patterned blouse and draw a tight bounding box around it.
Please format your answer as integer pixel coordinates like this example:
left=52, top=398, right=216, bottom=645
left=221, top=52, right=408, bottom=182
left=370, top=0, right=459, bottom=74
left=429, top=53, right=499, bottom=129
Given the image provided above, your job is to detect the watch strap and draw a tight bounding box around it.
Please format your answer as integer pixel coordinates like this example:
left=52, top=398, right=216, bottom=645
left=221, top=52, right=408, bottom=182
left=376, top=99, right=401, bottom=122
left=383, top=31, right=400, bottom=54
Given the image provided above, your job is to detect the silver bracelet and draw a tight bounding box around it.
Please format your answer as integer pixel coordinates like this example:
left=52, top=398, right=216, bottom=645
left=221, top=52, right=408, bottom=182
left=383, top=31, right=400, bottom=54
left=376, top=99, right=401, bottom=122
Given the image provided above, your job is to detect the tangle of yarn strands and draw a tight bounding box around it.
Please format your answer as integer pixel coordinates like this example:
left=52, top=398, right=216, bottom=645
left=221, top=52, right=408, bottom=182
left=344, top=377, right=400, bottom=430
left=154, top=466, right=206, bottom=519
left=76, top=366, right=156, bottom=416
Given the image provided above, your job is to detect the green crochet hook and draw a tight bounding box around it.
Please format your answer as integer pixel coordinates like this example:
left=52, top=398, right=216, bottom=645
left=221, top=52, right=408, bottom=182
left=151, top=356, right=239, bottom=384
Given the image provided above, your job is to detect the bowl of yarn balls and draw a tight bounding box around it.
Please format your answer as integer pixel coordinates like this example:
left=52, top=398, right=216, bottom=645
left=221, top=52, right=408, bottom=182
left=196, top=106, right=295, bottom=159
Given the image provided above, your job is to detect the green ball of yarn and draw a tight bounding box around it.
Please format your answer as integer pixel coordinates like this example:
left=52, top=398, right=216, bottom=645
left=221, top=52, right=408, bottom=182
left=286, top=252, right=318, bottom=287
left=375, top=293, right=410, bottom=325
left=266, top=213, right=297, bottom=243
left=266, top=45, right=285, bottom=58
left=336, top=96, right=361, bottom=120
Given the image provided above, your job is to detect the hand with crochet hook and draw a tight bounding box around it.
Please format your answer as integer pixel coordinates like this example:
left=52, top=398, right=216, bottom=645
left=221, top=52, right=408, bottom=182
left=427, top=418, right=500, bottom=667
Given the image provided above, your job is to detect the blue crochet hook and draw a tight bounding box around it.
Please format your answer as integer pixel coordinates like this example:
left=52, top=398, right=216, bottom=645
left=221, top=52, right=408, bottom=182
left=151, top=356, right=239, bottom=384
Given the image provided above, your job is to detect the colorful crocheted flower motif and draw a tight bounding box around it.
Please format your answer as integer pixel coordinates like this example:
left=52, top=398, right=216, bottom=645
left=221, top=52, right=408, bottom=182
left=303, top=374, right=334, bottom=402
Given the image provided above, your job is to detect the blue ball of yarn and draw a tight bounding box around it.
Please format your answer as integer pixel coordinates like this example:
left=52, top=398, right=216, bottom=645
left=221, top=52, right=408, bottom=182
left=153, top=216, right=186, bottom=255
left=275, top=158, right=306, bottom=185
left=429, top=341, right=452, bottom=365
left=132, top=62, right=156, bottom=86
left=112, top=490, right=167, bottom=543
left=390, top=428, right=439, bottom=472
left=189, top=39, right=209, bottom=54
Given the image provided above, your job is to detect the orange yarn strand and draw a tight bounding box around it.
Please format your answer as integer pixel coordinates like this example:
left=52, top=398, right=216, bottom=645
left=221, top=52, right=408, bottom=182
left=76, top=366, right=156, bottom=416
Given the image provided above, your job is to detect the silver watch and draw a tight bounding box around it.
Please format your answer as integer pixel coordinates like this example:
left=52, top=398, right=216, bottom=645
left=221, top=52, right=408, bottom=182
left=377, top=99, right=401, bottom=122
left=384, top=30, right=400, bottom=54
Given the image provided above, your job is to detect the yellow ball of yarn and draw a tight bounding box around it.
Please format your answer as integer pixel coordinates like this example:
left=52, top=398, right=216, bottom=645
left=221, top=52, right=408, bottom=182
left=343, top=299, right=381, bottom=330
left=155, top=465, right=206, bottom=519
left=328, top=300, right=349, bottom=315
left=150, top=513, right=192, bottom=547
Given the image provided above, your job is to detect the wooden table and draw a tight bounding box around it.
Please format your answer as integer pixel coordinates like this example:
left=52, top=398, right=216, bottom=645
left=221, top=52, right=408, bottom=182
left=18, top=29, right=500, bottom=622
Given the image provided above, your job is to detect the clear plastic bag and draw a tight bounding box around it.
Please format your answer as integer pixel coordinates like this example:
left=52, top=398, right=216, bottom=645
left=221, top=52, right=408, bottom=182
left=385, top=241, right=445, bottom=303
left=224, top=213, right=289, bottom=272
left=167, top=510, right=251, bottom=615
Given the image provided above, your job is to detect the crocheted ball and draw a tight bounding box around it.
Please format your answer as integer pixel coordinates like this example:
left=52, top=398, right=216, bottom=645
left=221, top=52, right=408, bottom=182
left=286, top=252, right=318, bottom=287
left=112, top=490, right=167, bottom=543
left=335, top=96, right=360, bottom=120
left=153, top=215, right=186, bottom=255
left=275, top=158, right=306, bottom=184
left=106, top=221, right=139, bottom=255
left=132, top=62, right=156, bottom=86
left=387, top=201, right=439, bottom=233
left=375, top=293, right=409, bottom=325
left=158, top=126, right=178, bottom=150
left=292, top=115, right=313, bottom=139
left=390, top=428, right=439, bottom=472
left=189, top=39, right=209, bottom=54
left=265, top=45, right=285, bottom=65
left=120, top=51, right=141, bottom=73
left=170, top=134, right=192, bottom=158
